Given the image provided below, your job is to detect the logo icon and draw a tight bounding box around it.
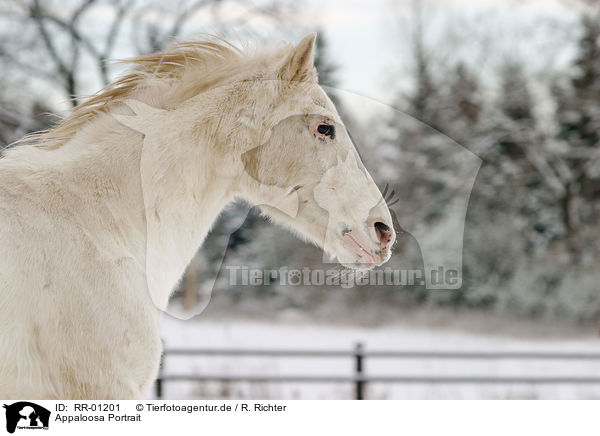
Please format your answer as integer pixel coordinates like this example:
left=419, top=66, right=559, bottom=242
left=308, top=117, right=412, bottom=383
left=2, top=402, right=50, bottom=433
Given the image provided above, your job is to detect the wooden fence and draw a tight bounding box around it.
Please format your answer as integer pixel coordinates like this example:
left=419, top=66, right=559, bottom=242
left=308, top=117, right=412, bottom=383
left=155, top=343, right=600, bottom=400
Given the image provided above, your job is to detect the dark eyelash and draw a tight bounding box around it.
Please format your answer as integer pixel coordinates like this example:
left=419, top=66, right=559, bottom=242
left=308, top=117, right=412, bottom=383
left=377, top=183, right=399, bottom=208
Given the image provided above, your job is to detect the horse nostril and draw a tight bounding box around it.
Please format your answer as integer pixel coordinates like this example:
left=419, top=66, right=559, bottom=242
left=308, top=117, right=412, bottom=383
left=374, top=221, right=390, bottom=233
left=374, top=221, right=392, bottom=244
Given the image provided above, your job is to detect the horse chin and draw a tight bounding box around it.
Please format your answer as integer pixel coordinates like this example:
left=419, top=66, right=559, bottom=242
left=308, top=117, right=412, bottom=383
left=335, top=241, right=393, bottom=271
left=340, top=261, right=377, bottom=271
left=332, top=233, right=386, bottom=270
left=334, top=246, right=380, bottom=271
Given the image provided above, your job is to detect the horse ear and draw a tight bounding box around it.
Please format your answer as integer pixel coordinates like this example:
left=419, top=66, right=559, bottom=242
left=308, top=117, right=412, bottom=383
left=280, top=33, right=317, bottom=82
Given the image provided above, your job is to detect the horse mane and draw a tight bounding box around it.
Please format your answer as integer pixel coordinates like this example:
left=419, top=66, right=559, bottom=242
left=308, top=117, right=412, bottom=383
left=24, top=36, right=291, bottom=149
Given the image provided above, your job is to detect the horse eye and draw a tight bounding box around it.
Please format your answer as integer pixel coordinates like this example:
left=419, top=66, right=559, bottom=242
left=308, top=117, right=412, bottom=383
left=317, top=124, right=335, bottom=137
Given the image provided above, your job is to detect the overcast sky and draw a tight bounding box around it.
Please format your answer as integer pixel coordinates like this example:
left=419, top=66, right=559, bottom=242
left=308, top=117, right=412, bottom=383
left=298, top=0, right=578, bottom=106
left=2, top=0, right=581, bottom=114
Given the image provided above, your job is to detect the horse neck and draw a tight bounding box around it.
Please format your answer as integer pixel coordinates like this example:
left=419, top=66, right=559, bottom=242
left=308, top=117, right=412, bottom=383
left=44, top=113, right=235, bottom=306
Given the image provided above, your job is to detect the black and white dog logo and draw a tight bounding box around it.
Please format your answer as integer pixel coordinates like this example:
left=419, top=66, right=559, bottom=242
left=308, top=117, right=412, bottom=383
left=2, top=402, right=50, bottom=433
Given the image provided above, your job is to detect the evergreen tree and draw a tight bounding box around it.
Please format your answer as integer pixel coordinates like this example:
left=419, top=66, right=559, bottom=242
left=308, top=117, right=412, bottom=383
left=436, top=62, right=483, bottom=141
left=450, top=63, right=481, bottom=124
left=411, top=41, right=438, bottom=127
left=555, top=14, right=600, bottom=149
left=552, top=7, right=600, bottom=253
left=313, top=29, right=341, bottom=108
left=500, top=62, right=533, bottom=124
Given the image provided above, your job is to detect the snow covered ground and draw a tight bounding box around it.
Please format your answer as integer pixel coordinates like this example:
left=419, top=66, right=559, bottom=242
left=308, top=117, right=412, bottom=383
left=157, top=317, right=600, bottom=400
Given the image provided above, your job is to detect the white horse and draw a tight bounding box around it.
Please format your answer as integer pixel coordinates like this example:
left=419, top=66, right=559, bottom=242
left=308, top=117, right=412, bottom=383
left=0, top=33, right=395, bottom=399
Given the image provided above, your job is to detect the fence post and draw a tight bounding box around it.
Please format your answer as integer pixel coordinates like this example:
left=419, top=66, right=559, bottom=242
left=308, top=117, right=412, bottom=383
left=155, top=352, right=164, bottom=399
left=354, top=342, right=364, bottom=400
left=155, top=377, right=163, bottom=399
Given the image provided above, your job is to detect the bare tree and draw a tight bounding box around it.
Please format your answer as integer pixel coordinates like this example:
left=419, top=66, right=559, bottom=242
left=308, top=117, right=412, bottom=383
left=0, top=0, right=295, bottom=107
left=1, top=0, right=132, bottom=106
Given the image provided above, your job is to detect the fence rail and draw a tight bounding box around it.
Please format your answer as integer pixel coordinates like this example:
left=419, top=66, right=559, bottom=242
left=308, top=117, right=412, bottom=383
left=155, top=343, right=600, bottom=400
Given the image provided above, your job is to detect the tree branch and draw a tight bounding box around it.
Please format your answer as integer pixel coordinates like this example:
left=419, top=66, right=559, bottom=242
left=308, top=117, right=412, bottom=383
left=29, top=0, right=69, bottom=79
